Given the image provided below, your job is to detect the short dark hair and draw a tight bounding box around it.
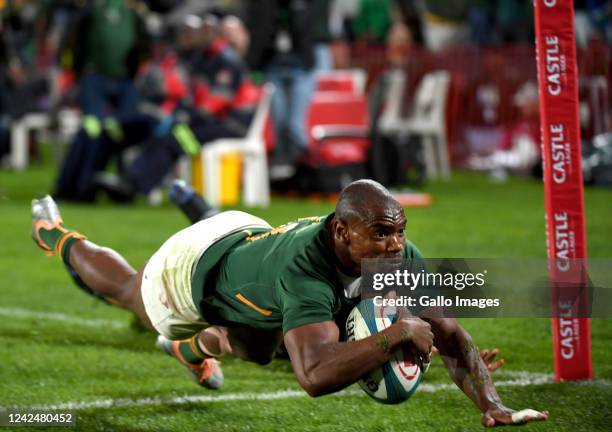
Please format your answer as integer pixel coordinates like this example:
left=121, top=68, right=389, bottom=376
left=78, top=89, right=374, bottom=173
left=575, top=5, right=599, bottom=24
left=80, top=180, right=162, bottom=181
left=335, top=179, right=397, bottom=223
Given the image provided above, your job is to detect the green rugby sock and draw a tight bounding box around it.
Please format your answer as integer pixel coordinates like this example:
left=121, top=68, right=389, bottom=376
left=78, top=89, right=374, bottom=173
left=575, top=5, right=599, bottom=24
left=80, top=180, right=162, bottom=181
left=37, top=224, right=86, bottom=266
left=177, top=335, right=209, bottom=365
left=61, top=235, right=83, bottom=267
left=37, top=226, right=66, bottom=251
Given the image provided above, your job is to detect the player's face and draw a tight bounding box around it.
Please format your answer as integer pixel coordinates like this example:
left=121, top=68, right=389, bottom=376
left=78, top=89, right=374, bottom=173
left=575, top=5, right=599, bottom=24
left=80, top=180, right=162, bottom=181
left=346, top=204, right=407, bottom=268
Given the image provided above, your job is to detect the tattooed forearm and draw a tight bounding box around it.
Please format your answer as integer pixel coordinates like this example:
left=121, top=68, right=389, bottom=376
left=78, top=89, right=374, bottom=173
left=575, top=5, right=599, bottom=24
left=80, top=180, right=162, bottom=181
left=461, top=335, right=503, bottom=408
left=465, top=339, right=492, bottom=388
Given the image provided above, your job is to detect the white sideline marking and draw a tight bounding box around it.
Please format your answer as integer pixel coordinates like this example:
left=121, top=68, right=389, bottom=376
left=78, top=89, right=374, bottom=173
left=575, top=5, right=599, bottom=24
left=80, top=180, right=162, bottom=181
left=13, top=373, right=564, bottom=412
left=0, top=307, right=127, bottom=329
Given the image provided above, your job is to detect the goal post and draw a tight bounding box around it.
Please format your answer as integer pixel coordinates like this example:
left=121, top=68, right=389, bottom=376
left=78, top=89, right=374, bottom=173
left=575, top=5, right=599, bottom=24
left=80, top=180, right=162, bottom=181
left=533, top=0, right=593, bottom=381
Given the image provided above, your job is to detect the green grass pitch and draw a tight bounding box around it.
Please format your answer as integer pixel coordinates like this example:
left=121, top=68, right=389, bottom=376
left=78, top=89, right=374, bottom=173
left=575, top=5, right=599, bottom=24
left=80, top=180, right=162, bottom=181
left=0, top=156, right=610, bottom=431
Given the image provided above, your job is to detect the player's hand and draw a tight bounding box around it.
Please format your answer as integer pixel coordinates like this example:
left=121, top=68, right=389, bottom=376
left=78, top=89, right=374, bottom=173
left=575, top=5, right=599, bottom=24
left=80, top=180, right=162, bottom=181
left=481, top=406, right=549, bottom=427
left=479, top=348, right=504, bottom=372
left=396, top=308, right=433, bottom=371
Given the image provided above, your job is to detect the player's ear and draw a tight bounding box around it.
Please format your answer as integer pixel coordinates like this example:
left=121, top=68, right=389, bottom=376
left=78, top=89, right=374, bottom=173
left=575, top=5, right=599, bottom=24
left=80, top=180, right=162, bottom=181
left=334, top=219, right=351, bottom=244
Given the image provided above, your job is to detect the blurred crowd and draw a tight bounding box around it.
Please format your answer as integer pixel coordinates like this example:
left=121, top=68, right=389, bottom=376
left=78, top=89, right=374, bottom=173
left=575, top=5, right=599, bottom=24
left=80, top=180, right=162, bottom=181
left=1, top=0, right=611, bottom=201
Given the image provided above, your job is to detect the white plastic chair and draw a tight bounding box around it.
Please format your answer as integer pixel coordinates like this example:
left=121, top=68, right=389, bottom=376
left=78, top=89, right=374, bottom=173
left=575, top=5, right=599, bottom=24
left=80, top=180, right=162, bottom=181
left=10, top=113, right=51, bottom=170
left=9, top=108, right=82, bottom=170
left=56, top=108, right=82, bottom=145
left=378, top=70, right=451, bottom=179
left=200, top=84, right=274, bottom=207
left=401, top=71, right=451, bottom=179
left=377, top=69, right=407, bottom=135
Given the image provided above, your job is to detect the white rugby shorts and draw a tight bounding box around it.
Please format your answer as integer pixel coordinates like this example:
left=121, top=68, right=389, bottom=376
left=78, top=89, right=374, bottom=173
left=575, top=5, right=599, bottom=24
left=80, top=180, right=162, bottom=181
left=141, top=210, right=271, bottom=339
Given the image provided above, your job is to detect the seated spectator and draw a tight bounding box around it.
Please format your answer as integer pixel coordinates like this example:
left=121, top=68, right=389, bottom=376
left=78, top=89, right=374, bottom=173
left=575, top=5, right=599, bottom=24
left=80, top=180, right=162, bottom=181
left=54, top=14, right=195, bottom=202
left=365, top=21, right=425, bottom=187
left=0, top=0, right=51, bottom=161
left=94, top=14, right=260, bottom=203
left=468, top=81, right=541, bottom=181
left=368, top=21, right=413, bottom=129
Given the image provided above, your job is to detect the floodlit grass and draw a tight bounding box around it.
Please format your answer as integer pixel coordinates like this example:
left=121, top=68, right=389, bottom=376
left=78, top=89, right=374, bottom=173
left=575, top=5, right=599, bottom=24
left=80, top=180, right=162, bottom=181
left=0, top=155, right=610, bottom=431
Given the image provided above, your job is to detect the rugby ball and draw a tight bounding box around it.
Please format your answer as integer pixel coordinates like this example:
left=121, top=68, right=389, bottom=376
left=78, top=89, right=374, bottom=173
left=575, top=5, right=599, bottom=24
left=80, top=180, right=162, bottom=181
left=345, top=299, right=423, bottom=404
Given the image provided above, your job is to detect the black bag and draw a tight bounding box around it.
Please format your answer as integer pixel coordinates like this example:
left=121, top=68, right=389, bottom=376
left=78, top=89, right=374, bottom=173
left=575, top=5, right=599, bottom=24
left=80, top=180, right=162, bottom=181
left=368, top=132, right=426, bottom=188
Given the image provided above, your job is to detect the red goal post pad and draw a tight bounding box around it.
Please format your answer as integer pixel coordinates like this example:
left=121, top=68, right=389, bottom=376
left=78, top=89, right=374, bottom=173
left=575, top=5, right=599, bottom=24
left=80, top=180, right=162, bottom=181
left=534, top=0, right=592, bottom=381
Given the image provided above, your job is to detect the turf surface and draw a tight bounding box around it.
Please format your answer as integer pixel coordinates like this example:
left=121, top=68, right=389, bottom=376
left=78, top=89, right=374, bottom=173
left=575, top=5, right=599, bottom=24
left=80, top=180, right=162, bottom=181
left=0, top=156, right=610, bottom=431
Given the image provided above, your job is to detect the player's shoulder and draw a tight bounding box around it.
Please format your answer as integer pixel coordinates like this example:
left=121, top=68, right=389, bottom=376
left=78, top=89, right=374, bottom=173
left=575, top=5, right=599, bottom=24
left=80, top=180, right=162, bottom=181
left=404, top=240, right=424, bottom=259
left=244, top=214, right=326, bottom=243
left=277, top=215, right=338, bottom=283
left=292, top=215, right=335, bottom=259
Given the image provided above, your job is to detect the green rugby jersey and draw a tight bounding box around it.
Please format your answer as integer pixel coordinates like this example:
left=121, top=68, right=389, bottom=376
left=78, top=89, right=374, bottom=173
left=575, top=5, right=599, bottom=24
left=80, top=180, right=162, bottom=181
left=191, top=214, right=423, bottom=333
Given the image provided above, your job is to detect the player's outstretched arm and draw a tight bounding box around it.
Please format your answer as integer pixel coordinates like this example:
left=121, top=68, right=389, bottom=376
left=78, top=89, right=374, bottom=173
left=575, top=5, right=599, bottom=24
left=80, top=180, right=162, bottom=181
left=283, top=318, right=433, bottom=397
left=426, top=317, right=549, bottom=427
